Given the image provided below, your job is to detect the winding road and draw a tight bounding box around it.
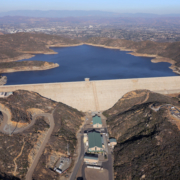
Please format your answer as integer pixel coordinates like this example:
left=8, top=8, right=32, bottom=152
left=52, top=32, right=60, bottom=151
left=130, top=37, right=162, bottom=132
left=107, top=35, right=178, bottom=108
left=69, top=123, right=85, bottom=180
left=0, top=106, right=56, bottom=180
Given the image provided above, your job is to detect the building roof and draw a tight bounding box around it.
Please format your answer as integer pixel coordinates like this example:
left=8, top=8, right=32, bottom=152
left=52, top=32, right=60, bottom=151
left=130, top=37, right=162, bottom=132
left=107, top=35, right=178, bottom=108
left=88, top=131, right=102, bottom=148
left=109, top=138, right=117, bottom=143
left=84, top=154, right=98, bottom=160
left=93, top=115, right=102, bottom=125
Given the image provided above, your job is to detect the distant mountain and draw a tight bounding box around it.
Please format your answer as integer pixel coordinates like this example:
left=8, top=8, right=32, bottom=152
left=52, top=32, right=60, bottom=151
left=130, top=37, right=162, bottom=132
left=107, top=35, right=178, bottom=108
left=0, top=10, right=180, bottom=18
left=0, top=10, right=117, bottom=18
left=118, top=13, right=180, bottom=18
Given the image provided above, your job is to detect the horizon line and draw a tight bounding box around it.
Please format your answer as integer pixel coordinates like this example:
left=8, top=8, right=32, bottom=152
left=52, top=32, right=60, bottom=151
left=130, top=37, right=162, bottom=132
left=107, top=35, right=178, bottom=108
left=0, top=10, right=180, bottom=15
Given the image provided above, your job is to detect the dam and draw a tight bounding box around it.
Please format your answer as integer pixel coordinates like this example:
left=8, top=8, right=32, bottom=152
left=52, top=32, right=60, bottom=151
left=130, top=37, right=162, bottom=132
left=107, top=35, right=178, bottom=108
left=0, top=76, right=180, bottom=112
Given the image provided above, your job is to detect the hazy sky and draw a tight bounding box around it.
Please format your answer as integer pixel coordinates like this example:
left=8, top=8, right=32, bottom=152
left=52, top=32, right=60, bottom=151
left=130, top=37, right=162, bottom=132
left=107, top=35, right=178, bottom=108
left=0, top=0, right=180, bottom=14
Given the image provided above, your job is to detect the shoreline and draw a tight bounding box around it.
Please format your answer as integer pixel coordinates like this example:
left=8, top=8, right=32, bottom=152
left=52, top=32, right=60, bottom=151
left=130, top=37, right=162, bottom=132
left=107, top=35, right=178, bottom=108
left=84, top=43, right=180, bottom=75
left=1, top=42, right=179, bottom=75
left=1, top=54, right=35, bottom=63
left=18, top=51, right=58, bottom=55
left=0, top=63, right=59, bottom=74
left=48, top=43, right=84, bottom=48
left=1, top=43, right=84, bottom=63
left=84, top=42, right=137, bottom=52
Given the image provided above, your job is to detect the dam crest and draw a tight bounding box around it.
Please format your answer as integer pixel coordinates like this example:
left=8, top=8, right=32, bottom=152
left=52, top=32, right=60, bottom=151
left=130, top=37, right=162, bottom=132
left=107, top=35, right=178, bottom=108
left=0, top=76, right=180, bottom=111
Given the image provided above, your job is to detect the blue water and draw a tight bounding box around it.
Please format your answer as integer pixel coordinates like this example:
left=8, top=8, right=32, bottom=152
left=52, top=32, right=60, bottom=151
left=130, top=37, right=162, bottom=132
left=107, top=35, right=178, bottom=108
left=2, top=45, right=177, bottom=85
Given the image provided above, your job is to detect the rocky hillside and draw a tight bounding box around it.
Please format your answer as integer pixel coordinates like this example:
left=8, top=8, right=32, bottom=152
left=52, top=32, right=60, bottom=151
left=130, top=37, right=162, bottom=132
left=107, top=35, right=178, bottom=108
left=32, top=102, right=84, bottom=180
left=103, top=90, right=180, bottom=180
left=0, top=90, right=57, bottom=124
left=0, top=90, right=84, bottom=180
left=86, top=37, right=180, bottom=74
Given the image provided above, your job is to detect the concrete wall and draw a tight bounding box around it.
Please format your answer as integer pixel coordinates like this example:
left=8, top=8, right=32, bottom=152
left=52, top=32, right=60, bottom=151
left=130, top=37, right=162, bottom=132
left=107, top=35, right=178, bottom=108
left=0, top=76, right=180, bottom=112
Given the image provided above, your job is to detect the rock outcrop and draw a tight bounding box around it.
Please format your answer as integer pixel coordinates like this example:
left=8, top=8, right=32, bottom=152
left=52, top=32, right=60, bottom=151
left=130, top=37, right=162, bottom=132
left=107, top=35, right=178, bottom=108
left=0, top=76, right=7, bottom=85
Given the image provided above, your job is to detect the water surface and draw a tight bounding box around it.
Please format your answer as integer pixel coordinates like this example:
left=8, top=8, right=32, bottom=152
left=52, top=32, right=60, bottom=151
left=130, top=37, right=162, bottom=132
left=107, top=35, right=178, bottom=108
left=3, top=45, right=177, bottom=85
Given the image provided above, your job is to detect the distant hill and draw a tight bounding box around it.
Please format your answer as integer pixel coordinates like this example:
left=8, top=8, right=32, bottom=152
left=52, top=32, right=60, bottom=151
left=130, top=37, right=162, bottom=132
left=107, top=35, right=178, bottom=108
left=1, top=16, right=180, bottom=28
left=0, top=10, right=180, bottom=18
left=0, top=32, right=81, bottom=62
left=0, top=10, right=118, bottom=18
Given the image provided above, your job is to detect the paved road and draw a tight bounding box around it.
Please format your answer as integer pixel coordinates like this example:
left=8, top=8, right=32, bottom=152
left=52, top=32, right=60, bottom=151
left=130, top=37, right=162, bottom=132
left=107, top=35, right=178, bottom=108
left=69, top=133, right=84, bottom=180
left=81, top=163, right=87, bottom=180
left=69, top=119, right=87, bottom=180
left=150, top=104, right=169, bottom=112
left=81, top=149, right=113, bottom=180
left=0, top=108, right=49, bottom=135
left=26, top=113, right=55, bottom=180
left=102, top=149, right=113, bottom=180
left=103, top=134, right=109, bottom=153
left=151, top=104, right=180, bottom=113
left=72, top=112, right=114, bottom=180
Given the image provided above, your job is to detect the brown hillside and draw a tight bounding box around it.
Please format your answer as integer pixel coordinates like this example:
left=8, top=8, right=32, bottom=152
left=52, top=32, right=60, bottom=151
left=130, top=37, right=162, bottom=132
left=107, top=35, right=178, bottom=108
left=0, top=90, right=84, bottom=180
left=103, top=90, right=180, bottom=180
left=0, top=33, right=81, bottom=62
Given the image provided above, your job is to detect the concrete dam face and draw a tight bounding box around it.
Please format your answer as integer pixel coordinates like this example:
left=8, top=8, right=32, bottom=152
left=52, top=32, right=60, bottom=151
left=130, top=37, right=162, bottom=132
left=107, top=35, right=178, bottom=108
left=0, top=76, right=180, bottom=112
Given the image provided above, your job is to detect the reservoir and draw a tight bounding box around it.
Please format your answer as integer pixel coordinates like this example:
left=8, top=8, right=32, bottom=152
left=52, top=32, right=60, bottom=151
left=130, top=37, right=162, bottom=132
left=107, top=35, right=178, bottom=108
left=3, top=45, right=177, bottom=85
